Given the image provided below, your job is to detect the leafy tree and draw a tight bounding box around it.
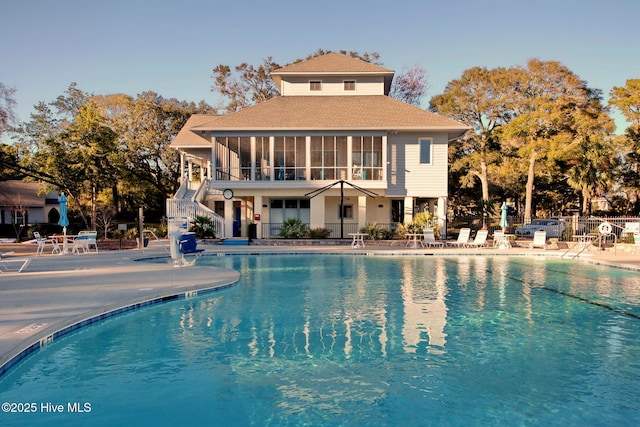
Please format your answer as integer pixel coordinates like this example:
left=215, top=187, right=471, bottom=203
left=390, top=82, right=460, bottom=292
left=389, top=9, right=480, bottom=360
left=609, top=79, right=640, bottom=127
left=609, top=79, right=640, bottom=213
left=212, top=57, right=281, bottom=113
left=96, top=91, right=213, bottom=219
left=430, top=66, right=515, bottom=208
left=500, top=59, right=612, bottom=220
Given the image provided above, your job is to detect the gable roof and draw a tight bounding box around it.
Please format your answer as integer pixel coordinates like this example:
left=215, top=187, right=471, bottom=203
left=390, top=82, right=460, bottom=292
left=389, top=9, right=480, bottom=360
left=0, top=181, right=49, bottom=207
left=191, top=95, right=468, bottom=137
left=170, top=114, right=219, bottom=148
left=271, top=52, right=395, bottom=92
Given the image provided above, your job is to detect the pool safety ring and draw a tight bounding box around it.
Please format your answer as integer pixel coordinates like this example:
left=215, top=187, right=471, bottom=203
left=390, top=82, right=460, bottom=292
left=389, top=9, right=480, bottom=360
left=598, top=222, right=613, bottom=235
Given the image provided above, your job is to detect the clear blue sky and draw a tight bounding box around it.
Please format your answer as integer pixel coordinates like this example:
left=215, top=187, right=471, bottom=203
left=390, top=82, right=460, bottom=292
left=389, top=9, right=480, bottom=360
left=2, top=0, right=638, bottom=142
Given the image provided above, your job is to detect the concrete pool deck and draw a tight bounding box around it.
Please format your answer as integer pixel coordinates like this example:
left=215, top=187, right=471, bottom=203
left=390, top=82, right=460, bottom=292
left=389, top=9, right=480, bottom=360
left=1, top=240, right=639, bottom=376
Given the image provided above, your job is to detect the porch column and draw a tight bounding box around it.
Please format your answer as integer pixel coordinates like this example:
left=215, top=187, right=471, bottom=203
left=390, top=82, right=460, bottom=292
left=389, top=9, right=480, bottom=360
left=357, top=196, right=367, bottom=230
left=347, top=136, right=353, bottom=180
left=250, top=137, right=256, bottom=181
left=224, top=199, right=234, bottom=239
left=310, top=195, right=325, bottom=230
left=254, top=195, right=263, bottom=239
left=211, top=137, right=217, bottom=182
left=180, top=152, right=185, bottom=180
left=269, top=136, right=275, bottom=181
left=381, top=135, right=387, bottom=181
left=403, top=197, right=414, bottom=225
left=437, top=197, right=447, bottom=239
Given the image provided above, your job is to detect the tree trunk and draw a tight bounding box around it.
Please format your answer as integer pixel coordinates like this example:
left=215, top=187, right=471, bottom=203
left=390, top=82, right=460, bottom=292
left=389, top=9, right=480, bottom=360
left=524, top=150, right=536, bottom=223
left=478, top=155, right=490, bottom=228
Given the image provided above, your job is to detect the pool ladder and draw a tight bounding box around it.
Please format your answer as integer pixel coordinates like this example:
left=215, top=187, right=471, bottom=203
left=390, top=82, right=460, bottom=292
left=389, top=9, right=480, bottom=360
left=561, top=233, right=617, bottom=259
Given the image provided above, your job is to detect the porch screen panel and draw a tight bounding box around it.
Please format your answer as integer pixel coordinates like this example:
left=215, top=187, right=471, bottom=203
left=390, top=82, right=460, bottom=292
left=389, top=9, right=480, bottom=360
left=352, top=136, right=382, bottom=180
left=239, top=137, right=251, bottom=180
left=256, top=137, right=270, bottom=181
left=336, top=136, right=347, bottom=180
left=310, top=136, right=346, bottom=180
left=310, top=136, right=323, bottom=180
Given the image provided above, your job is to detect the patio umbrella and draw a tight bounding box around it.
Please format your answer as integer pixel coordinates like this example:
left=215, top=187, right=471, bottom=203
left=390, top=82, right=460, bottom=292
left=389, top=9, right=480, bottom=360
left=58, top=193, right=69, bottom=253
left=499, top=202, right=509, bottom=232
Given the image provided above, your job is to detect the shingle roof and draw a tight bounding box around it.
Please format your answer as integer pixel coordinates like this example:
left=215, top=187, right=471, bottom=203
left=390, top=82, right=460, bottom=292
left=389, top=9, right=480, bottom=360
left=0, top=181, right=48, bottom=206
left=170, top=114, right=219, bottom=148
left=272, top=52, right=394, bottom=74
left=191, top=96, right=468, bottom=133
left=271, top=52, right=395, bottom=91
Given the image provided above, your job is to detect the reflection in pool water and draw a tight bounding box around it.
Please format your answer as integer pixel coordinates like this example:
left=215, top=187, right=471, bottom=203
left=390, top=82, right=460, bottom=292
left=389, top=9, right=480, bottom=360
left=1, top=255, right=640, bottom=426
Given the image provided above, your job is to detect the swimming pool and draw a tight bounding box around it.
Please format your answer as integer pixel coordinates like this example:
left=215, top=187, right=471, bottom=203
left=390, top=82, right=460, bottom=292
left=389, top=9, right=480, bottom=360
left=1, top=255, right=640, bottom=426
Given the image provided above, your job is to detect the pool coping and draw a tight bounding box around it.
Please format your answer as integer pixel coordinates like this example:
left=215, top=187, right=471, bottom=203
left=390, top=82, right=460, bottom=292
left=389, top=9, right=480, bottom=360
left=1, top=244, right=638, bottom=378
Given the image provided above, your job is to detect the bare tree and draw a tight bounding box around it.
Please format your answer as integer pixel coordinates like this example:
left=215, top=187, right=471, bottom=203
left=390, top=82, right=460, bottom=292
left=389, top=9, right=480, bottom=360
left=6, top=194, right=28, bottom=241
left=96, top=205, right=116, bottom=239
left=0, top=82, right=18, bottom=134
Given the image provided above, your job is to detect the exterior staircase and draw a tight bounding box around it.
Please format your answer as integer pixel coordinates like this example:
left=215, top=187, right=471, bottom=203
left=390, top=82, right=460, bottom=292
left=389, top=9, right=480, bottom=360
left=166, top=178, right=225, bottom=238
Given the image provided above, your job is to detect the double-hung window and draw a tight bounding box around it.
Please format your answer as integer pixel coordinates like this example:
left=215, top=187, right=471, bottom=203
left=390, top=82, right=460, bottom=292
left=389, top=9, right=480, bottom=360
left=419, top=138, right=432, bottom=164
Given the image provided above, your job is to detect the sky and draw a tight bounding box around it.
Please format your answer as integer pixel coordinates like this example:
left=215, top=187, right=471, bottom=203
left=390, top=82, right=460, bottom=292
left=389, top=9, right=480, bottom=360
left=1, top=0, right=639, bottom=143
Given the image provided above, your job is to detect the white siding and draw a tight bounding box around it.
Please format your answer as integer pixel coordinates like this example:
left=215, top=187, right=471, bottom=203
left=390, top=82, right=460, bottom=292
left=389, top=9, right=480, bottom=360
left=280, top=76, right=385, bottom=96
left=386, top=132, right=449, bottom=197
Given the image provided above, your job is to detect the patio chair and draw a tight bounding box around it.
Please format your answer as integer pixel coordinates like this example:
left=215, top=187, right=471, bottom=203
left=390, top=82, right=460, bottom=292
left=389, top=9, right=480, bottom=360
left=446, top=228, right=471, bottom=248
left=74, top=231, right=98, bottom=253
left=530, top=230, right=547, bottom=250
left=466, top=229, right=489, bottom=248
left=421, top=228, right=444, bottom=248
left=493, top=231, right=504, bottom=248
left=34, top=231, right=61, bottom=255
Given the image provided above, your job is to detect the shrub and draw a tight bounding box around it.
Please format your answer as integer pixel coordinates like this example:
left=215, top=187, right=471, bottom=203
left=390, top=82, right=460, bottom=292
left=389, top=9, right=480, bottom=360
left=279, top=218, right=308, bottom=238
left=189, top=216, right=216, bottom=239
left=308, top=227, right=331, bottom=239
left=360, top=222, right=392, bottom=240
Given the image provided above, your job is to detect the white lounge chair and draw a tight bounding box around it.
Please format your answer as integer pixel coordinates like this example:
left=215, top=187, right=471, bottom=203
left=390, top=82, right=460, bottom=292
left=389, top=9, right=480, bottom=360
left=632, top=233, right=640, bottom=254
left=466, top=229, right=489, bottom=248
left=421, top=228, right=444, bottom=248
left=447, top=228, right=471, bottom=248
left=530, top=230, right=547, bottom=250
left=0, top=251, right=30, bottom=273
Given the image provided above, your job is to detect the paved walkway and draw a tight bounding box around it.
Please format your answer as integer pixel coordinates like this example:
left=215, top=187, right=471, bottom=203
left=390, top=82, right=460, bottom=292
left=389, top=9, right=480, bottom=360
left=1, top=240, right=639, bottom=376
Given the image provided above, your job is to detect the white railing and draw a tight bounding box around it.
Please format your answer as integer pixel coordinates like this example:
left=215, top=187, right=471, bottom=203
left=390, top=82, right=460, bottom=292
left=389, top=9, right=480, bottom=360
left=192, top=177, right=210, bottom=202
left=167, top=178, right=225, bottom=238
left=173, top=177, right=189, bottom=200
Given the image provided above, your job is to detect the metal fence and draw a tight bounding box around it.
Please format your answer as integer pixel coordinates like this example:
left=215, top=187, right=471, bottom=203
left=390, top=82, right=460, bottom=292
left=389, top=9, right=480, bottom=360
left=448, top=215, right=640, bottom=242
left=260, top=222, right=398, bottom=239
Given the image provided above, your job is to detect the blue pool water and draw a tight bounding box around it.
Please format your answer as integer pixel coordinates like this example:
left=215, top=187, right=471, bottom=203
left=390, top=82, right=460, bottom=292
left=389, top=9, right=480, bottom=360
left=2, top=255, right=640, bottom=426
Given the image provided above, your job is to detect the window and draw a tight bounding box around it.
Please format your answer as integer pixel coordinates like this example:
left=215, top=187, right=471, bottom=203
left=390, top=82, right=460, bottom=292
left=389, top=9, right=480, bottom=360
left=310, top=81, right=322, bottom=91
left=419, top=138, right=432, bottom=164
left=344, top=80, right=356, bottom=91
left=338, top=204, right=353, bottom=219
